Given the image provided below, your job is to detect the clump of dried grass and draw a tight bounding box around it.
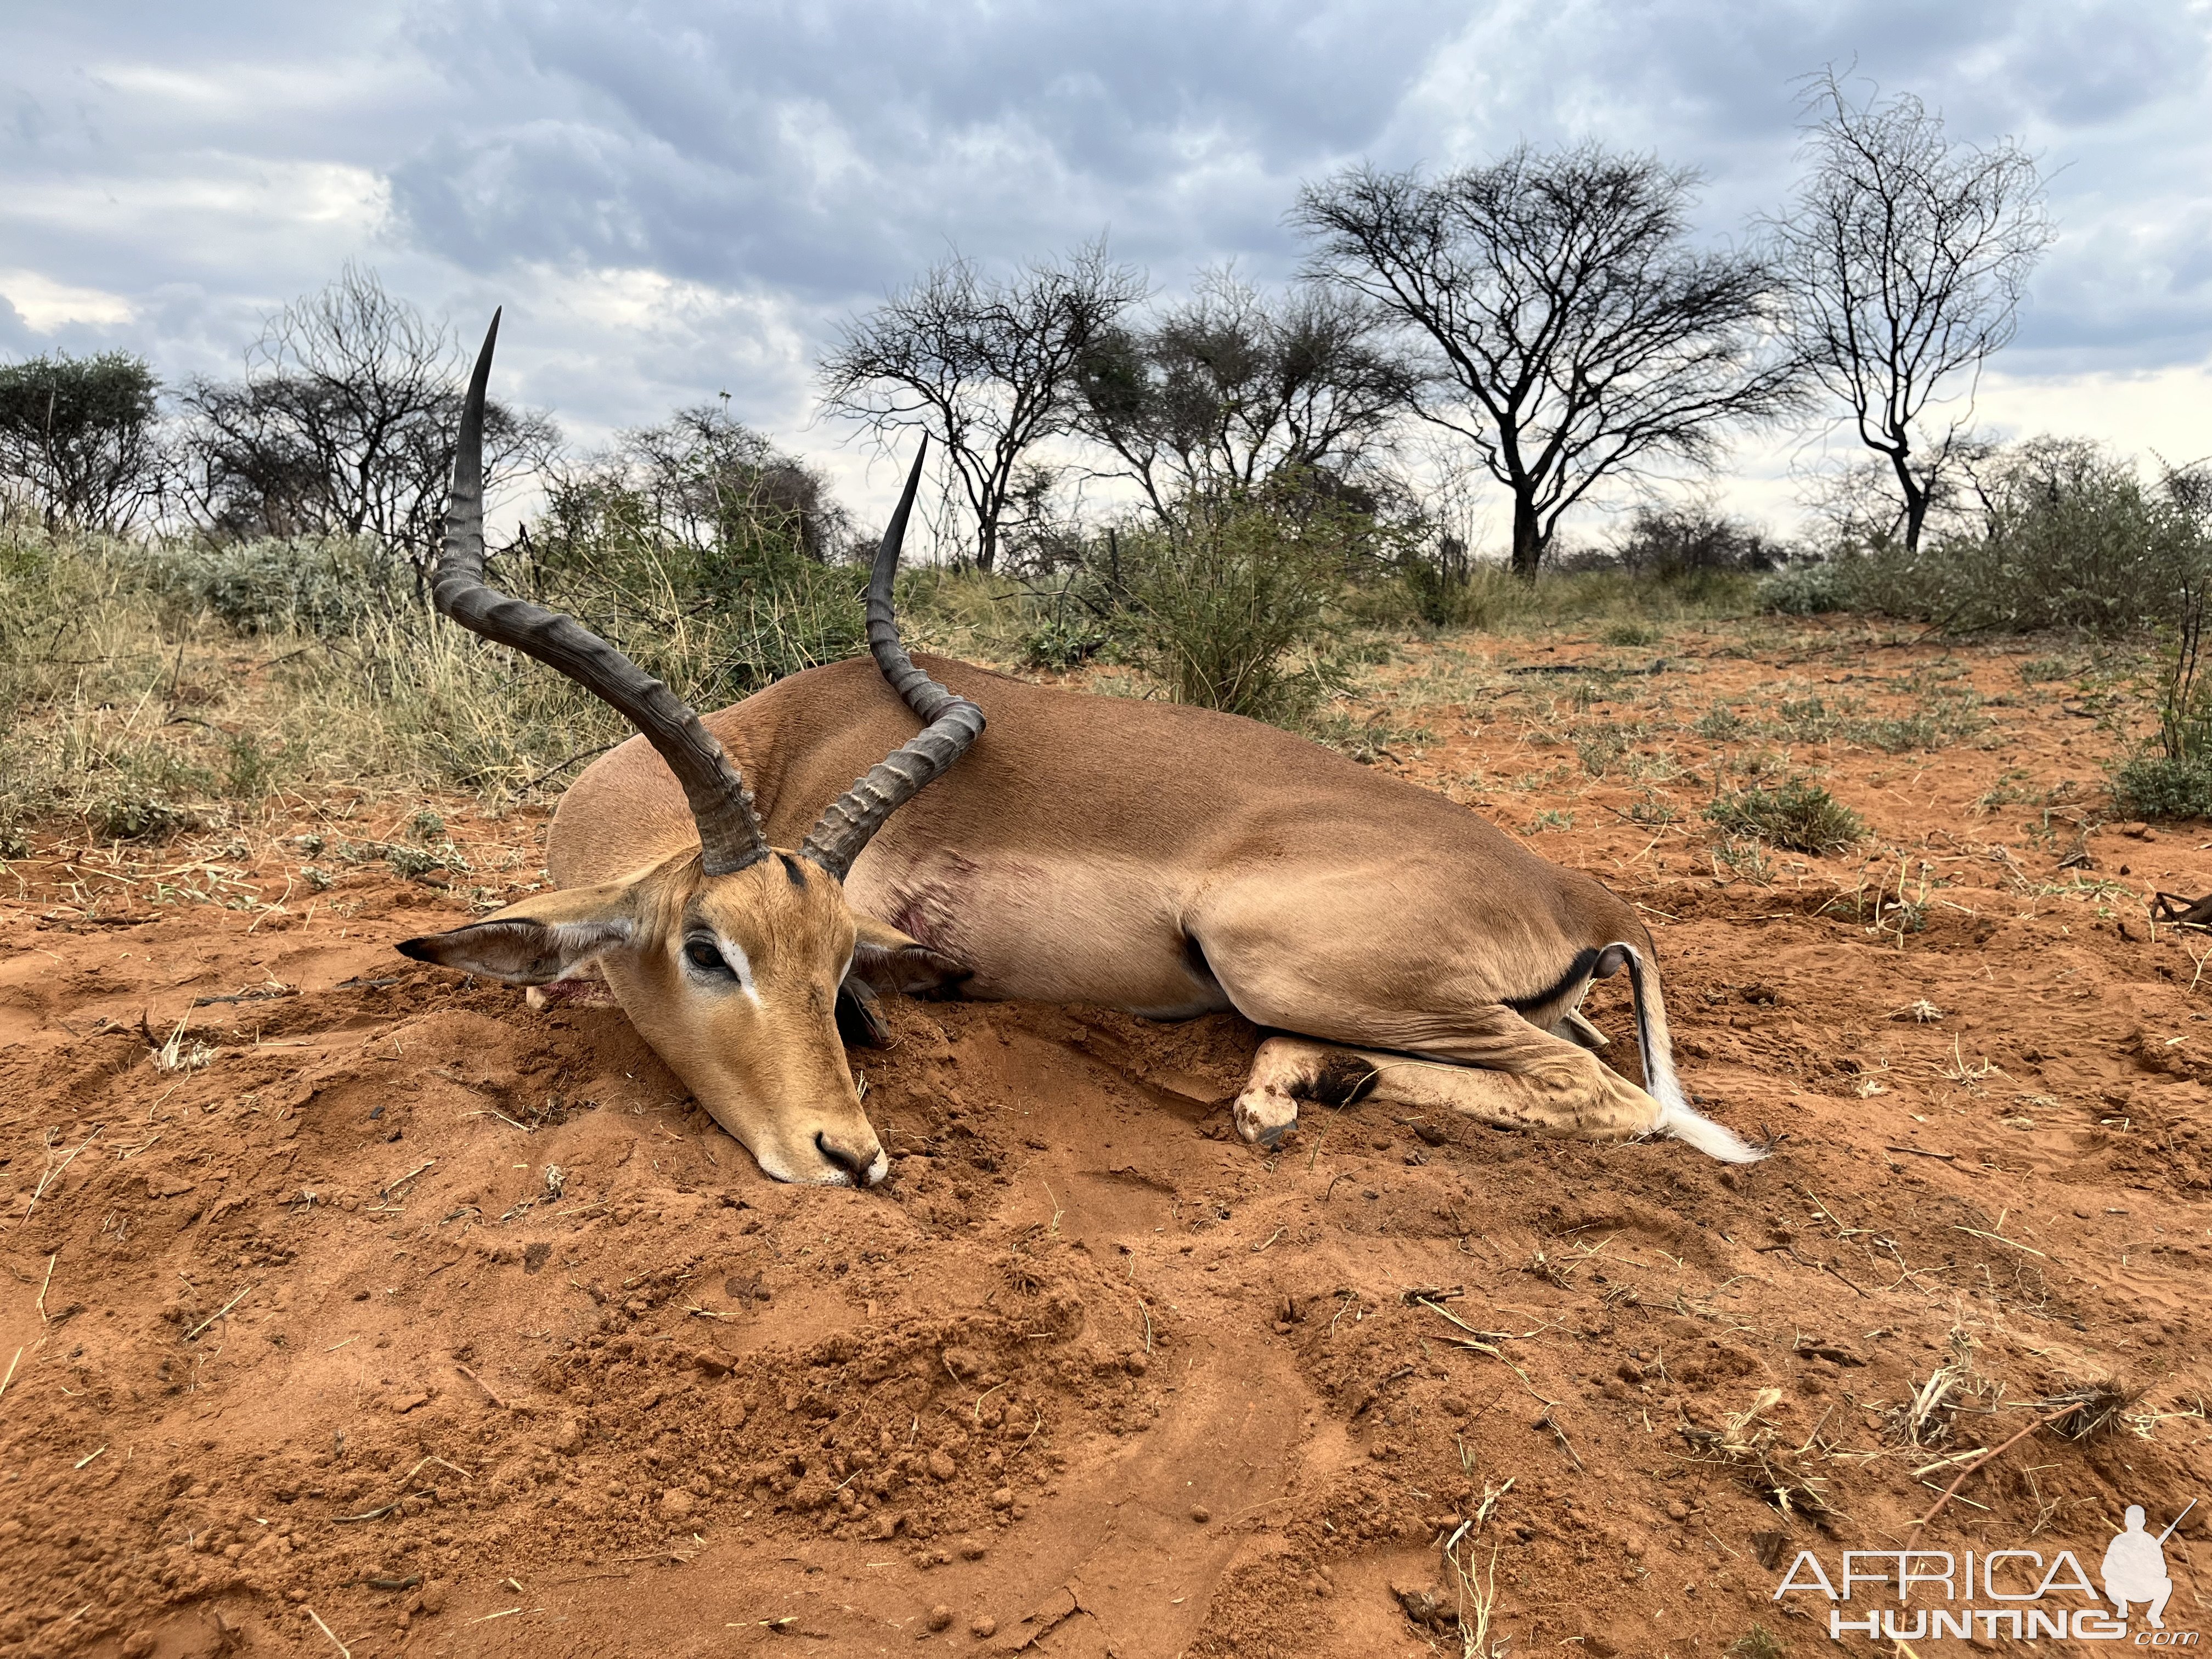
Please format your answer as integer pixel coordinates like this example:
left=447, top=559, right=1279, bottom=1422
left=1681, top=1386, right=1833, bottom=1518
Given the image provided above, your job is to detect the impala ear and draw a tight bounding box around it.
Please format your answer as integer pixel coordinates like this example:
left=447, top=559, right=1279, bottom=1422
left=397, top=882, right=638, bottom=985
left=849, top=914, right=970, bottom=998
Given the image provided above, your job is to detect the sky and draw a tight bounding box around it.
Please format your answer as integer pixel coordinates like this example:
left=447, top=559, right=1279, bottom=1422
left=3, top=0, right=2209, bottom=547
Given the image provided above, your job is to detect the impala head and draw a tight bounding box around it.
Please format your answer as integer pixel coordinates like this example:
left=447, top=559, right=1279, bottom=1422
left=397, top=314, right=981, bottom=1187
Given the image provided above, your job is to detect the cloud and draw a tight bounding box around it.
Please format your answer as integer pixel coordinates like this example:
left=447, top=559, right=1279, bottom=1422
left=0, top=0, right=2207, bottom=528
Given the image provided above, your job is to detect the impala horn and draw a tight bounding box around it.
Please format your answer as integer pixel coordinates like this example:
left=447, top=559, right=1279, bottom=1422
left=434, top=314, right=771, bottom=874
left=798, top=442, right=985, bottom=879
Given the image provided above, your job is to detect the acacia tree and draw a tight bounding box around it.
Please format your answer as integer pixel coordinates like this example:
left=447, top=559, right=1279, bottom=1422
left=818, top=241, right=1144, bottom=571
left=1295, top=146, right=1801, bottom=577
left=178, top=264, right=554, bottom=579
left=537, top=401, right=850, bottom=577
left=0, top=351, right=166, bottom=533
left=1764, top=71, right=2051, bottom=552
left=1077, top=269, right=1418, bottom=515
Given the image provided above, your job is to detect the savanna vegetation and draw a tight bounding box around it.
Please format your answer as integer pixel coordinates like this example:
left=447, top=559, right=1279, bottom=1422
left=3, top=71, right=2209, bottom=868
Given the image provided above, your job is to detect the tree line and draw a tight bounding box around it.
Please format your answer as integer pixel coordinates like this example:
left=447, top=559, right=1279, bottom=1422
left=1, top=73, right=2049, bottom=582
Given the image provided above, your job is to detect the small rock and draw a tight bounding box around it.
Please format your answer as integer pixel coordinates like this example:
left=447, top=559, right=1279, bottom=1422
left=970, top=1615, right=997, bottom=1638
left=958, top=1538, right=986, bottom=1561
left=1665, top=1499, right=1690, bottom=1521
left=1122, top=1351, right=1148, bottom=1376
left=552, top=1416, right=585, bottom=1454
left=658, top=1488, right=695, bottom=1521
left=928, top=1450, right=958, bottom=1482
left=989, top=1487, right=1014, bottom=1510
left=927, top=1605, right=953, bottom=1632
left=418, top=1582, right=447, bottom=1615
left=692, top=1348, right=733, bottom=1378
left=389, top=1391, right=430, bottom=1415
left=1190, top=1506, right=1210, bottom=1523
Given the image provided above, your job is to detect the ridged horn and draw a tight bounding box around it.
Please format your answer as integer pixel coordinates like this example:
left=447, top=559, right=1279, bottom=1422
left=435, top=314, right=770, bottom=875
left=798, top=442, right=985, bottom=879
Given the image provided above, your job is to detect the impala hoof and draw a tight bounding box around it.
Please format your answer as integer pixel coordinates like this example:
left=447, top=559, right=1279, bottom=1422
left=1233, top=1084, right=1299, bottom=1150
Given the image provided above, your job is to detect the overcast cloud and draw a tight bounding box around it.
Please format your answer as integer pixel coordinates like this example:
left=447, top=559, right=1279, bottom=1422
left=3, top=0, right=2208, bottom=537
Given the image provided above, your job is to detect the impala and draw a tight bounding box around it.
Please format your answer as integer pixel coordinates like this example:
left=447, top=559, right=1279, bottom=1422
left=399, top=318, right=1760, bottom=1186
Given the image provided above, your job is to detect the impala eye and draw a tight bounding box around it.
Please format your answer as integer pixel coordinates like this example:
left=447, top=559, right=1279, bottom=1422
left=684, top=939, right=731, bottom=975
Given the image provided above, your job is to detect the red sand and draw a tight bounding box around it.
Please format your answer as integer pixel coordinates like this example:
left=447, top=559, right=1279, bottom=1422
left=4, top=622, right=2208, bottom=1657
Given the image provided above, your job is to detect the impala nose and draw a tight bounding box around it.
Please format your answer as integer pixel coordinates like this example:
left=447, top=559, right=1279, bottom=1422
left=815, top=1130, right=887, bottom=1187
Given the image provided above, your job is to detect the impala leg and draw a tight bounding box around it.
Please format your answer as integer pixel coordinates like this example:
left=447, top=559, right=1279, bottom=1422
left=1233, top=1008, right=1666, bottom=1150
left=1233, top=1036, right=1383, bottom=1148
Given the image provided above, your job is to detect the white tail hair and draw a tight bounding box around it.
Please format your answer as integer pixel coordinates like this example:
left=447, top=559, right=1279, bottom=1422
left=1616, top=943, right=1766, bottom=1164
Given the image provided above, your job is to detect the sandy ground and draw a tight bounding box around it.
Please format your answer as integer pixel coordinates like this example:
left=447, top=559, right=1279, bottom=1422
left=5, top=617, right=2211, bottom=1659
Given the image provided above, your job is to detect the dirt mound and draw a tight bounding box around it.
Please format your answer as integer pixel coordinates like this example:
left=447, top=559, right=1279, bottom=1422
left=6, top=622, right=2212, bottom=1657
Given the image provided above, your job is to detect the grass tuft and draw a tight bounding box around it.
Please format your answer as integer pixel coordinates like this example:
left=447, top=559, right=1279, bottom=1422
left=1703, top=777, right=1867, bottom=855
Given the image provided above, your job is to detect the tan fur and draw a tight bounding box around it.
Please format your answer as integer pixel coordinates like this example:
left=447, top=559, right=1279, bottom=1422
left=456, top=652, right=1749, bottom=1178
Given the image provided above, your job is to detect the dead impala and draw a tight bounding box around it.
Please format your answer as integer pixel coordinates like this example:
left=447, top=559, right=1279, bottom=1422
left=398, top=318, right=1760, bottom=1186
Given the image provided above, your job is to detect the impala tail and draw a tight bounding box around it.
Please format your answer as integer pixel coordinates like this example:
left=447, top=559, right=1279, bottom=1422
left=1610, top=943, right=1766, bottom=1164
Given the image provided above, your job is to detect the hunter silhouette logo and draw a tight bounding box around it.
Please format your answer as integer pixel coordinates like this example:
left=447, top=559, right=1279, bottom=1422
left=1772, top=1499, right=2199, bottom=1644
left=2105, top=1503, right=2192, bottom=1630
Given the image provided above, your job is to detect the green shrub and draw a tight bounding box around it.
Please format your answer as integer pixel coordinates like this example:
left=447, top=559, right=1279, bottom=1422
left=1758, top=561, right=1850, bottom=616
left=1814, top=440, right=2209, bottom=634
left=152, top=536, right=401, bottom=634
left=1602, top=620, right=1662, bottom=646
left=1111, top=489, right=1353, bottom=725
left=1020, top=612, right=1110, bottom=671
left=89, top=789, right=192, bottom=843
left=1703, top=777, right=1867, bottom=854
left=2113, top=756, right=2212, bottom=821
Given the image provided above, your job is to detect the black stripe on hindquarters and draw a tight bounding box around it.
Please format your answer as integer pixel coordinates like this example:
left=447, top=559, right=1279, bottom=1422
left=1502, top=945, right=1603, bottom=1017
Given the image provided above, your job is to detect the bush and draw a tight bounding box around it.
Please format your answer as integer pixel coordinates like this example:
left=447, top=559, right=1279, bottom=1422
left=1758, top=561, right=1851, bottom=616
left=1613, top=503, right=1786, bottom=575
left=1814, top=439, right=2209, bottom=634
left=1020, top=612, right=1110, bottom=671
left=151, top=535, right=400, bottom=634
left=524, top=458, right=864, bottom=701
left=1385, top=560, right=1529, bottom=629
left=2113, top=755, right=2212, bottom=821
left=1704, top=777, right=1867, bottom=854
left=1111, top=489, right=1353, bottom=724
left=89, top=789, right=193, bottom=843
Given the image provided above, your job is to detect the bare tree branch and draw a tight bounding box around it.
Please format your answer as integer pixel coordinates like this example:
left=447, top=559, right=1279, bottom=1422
left=817, top=240, right=1145, bottom=572
left=1294, top=146, right=1801, bottom=576
left=1075, top=268, right=1419, bottom=512
left=1762, top=68, right=2051, bottom=551
left=176, top=264, right=558, bottom=586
